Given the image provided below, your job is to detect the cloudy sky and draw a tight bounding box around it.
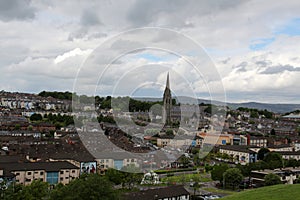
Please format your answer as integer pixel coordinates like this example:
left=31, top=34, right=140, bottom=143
left=1, top=0, right=300, bottom=103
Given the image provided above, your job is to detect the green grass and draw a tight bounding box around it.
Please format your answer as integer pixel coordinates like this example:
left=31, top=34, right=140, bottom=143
left=202, top=187, right=237, bottom=195
left=154, top=168, right=196, bottom=174
left=161, top=173, right=212, bottom=184
left=221, top=184, right=300, bottom=200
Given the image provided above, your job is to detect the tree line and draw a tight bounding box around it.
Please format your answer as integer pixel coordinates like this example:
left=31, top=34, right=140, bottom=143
left=1, top=174, right=118, bottom=200
left=237, top=107, right=273, bottom=119
left=30, top=113, right=74, bottom=129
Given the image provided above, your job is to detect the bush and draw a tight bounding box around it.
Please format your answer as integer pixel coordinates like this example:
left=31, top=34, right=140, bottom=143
left=223, top=168, right=243, bottom=190
left=264, top=173, right=282, bottom=186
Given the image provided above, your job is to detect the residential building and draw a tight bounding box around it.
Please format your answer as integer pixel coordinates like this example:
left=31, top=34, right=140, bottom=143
left=251, top=167, right=300, bottom=186
left=240, top=135, right=268, bottom=147
left=268, top=144, right=293, bottom=152
left=276, top=151, right=300, bottom=161
left=0, top=161, right=80, bottom=185
left=156, top=134, right=193, bottom=148
left=219, top=145, right=258, bottom=164
left=198, top=132, right=233, bottom=145
left=96, top=151, right=139, bottom=172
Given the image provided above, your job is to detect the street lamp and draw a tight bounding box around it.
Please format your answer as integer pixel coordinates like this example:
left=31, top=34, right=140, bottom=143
left=223, top=173, right=225, bottom=189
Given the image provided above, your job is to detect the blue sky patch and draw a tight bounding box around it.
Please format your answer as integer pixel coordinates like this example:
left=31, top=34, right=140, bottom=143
left=274, top=18, right=300, bottom=36
left=138, top=53, right=163, bottom=62
left=249, top=37, right=275, bottom=51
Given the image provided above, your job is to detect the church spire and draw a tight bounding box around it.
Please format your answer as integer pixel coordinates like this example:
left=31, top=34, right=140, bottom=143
left=163, top=72, right=172, bottom=127
left=166, top=72, right=170, bottom=89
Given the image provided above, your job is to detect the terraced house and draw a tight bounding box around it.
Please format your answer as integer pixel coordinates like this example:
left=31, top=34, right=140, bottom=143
left=0, top=161, right=80, bottom=185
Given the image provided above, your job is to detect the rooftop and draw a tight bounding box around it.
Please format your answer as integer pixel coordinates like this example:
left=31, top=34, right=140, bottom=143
left=1, top=161, right=79, bottom=174
left=219, top=145, right=259, bottom=153
left=123, top=185, right=190, bottom=200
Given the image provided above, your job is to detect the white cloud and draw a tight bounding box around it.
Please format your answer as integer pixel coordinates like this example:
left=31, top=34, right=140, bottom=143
left=1, top=0, right=300, bottom=103
left=54, top=48, right=92, bottom=64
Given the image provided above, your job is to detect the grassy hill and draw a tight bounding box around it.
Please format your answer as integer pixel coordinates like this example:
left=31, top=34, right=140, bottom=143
left=221, top=184, right=300, bottom=200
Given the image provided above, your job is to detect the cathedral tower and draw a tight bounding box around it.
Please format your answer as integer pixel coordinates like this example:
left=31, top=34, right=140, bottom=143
left=163, top=72, right=172, bottom=126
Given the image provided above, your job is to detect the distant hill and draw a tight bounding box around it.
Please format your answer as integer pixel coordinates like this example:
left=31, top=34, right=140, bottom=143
left=228, top=102, right=300, bottom=113
left=134, top=97, right=300, bottom=113
left=222, top=184, right=300, bottom=200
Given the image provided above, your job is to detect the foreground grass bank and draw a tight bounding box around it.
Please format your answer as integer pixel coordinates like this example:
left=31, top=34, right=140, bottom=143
left=221, top=184, right=300, bottom=200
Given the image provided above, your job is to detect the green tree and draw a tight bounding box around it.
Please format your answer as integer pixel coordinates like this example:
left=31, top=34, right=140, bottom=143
left=286, top=159, right=299, bottom=168
left=27, top=125, right=33, bottom=131
left=2, top=183, right=24, bottom=200
left=50, top=174, right=119, bottom=200
left=250, top=111, right=259, bottom=118
left=211, top=164, right=229, bottom=183
left=120, top=164, right=143, bottom=189
left=191, top=175, right=202, bottom=197
left=105, top=168, right=123, bottom=185
left=223, top=168, right=243, bottom=190
left=178, top=155, right=190, bottom=168
left=270, top=128, right=276, bottom=135
left=22, top=180, right=49, bottom=199
left=3, top=180, right=49, bottom=200
left=257, top=148, right=270, bottom=160
left=264, top=152, right=283, bottom=169
left=165, top=129, right=174, bottom=136
left=264, top=173, right=282, bottom=186
left=30, top=113, right=43, bottom=121
left=14, top=124, right=21, bottom=130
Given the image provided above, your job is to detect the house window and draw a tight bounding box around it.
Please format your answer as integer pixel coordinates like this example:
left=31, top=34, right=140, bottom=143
left=60, top=171, right=64, bottom=174
left=27, top=172, right=32, bottom=175
left=40, top=172, right=44, bottom=175
left=71, top=170, right=75, bottom=173
left=46, top=172, right=59, bottom=185
left=131, top=159, right=135, bottom=162
left=16, top=172, right=20, bottom=176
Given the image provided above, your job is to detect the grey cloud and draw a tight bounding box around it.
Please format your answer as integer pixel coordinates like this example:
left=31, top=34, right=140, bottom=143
left=68, top=29, right=87, bottom=41
left=110, top=39, right=145, bottom=52
left=0, top=0, right=36, bottom=21
left=87, top=32, right=107, bottom=39
left=255, top=60, right=271, bottom=68
left=221, top=57, right=230, bottom=64
left=127, top=0, right=249, bottom=27
left=260, top=64, right=300, bottom=74
left=234, top=61, right=248, bottom=72
left=80, top=10, right=102, bottom=26
left=291, top=57, right=300, bottom=62
left=68, top=10, right=103, bottom=40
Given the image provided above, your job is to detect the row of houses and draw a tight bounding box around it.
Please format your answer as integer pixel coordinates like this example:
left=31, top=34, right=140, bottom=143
left=218, top=144, right=299, bottom=164
left=251, top=167, right=300, bottom=186
left=0, top=93, right=71, bottom=111
left=0, top=161, right=80, bottom=186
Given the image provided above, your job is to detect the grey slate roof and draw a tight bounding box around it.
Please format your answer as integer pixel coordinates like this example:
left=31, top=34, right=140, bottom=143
left=1, top=161, right=79, bottom=172
left=123, top=185, right=190, bottom=200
